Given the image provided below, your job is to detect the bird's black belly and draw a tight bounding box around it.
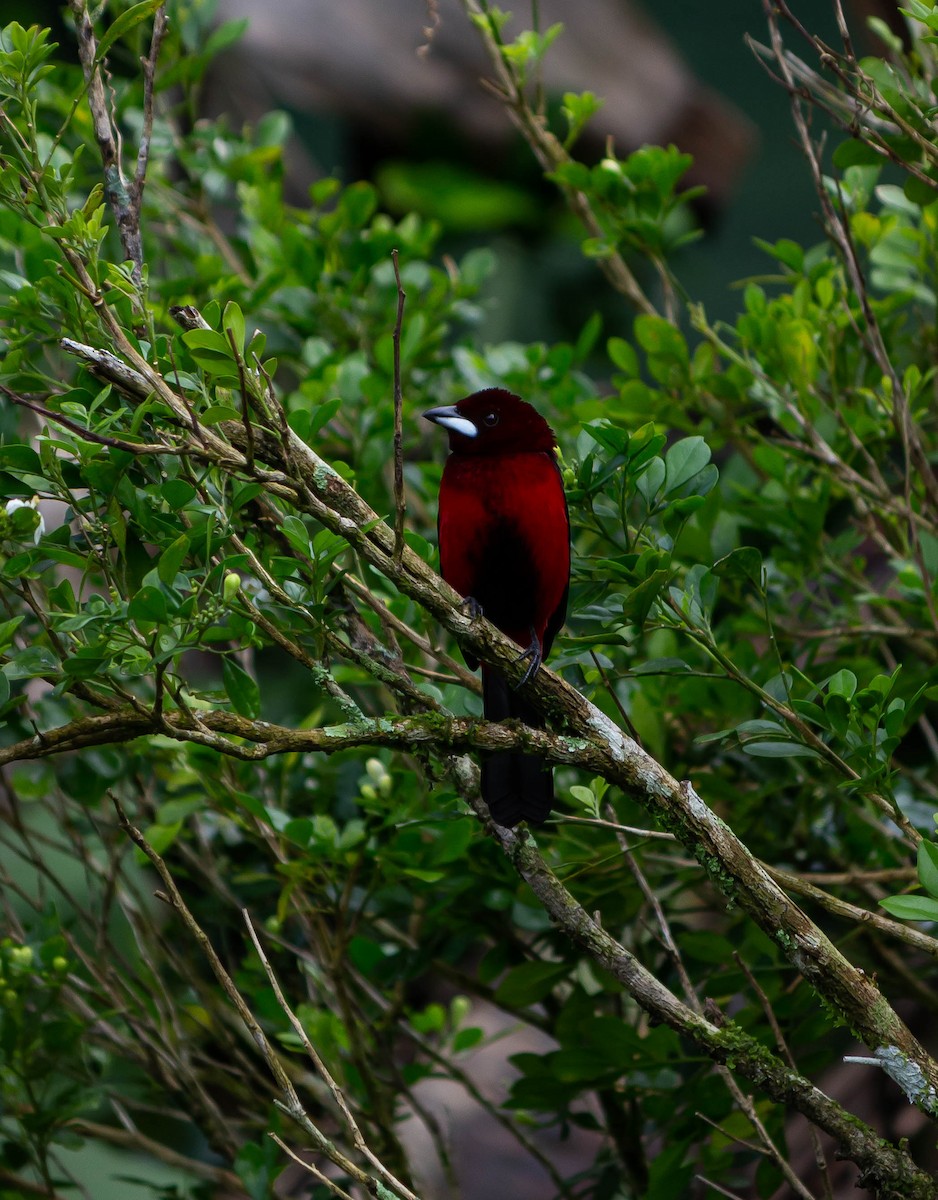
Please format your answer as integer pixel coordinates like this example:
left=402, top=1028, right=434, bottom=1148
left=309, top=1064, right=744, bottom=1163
left=469, top=520, right=539, bottom=636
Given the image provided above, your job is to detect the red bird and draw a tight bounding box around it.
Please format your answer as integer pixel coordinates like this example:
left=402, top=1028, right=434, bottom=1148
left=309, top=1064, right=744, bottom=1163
left=423, top=388, right=570, bottom=826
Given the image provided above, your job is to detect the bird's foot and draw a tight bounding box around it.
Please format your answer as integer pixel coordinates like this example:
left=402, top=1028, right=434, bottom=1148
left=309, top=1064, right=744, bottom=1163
left=461, top=595, right=483, bottom=619
left=513, top=627, right=542, bottom=688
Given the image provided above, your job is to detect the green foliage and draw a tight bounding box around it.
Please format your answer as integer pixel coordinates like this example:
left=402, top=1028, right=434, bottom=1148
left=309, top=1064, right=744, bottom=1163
left=1, top=3, right=938, bottom=1199
left=0, top=938, right=93, bottom=1189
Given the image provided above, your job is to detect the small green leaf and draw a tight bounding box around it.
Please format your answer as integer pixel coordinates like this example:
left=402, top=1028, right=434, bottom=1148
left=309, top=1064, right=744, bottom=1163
left=620, top=569, right=671, bottom=624
left=828, top=669, right=857, bottom=699
left=634, top=315, right=688, bottom=363
left=96, top=0, right=163, bottom=58
left=664, top=436, right=711, bottom=493
left=495, top=961, right=570, bottom=1008
left=182, top=329, right=238, bottom=376
left=879, top=894, right=938, bottom=922
left=222, top=301, right=245, bottom=354
left=201, top=405, right=242, bottom=424
left=712, top=547, right=763, bottom=584
left=139, top=821, right=183, bottom=856
left=401, top=868, right=446, bottom=883
left=157, top=533, right=189, bottom=585
left=128, top=586, right=168, bottom=624
left=833, top=138, right=883, bottom=169
left=635, top=457, right=665, bottom=506
left=4, top=646, right=60, bottom=679
left=607, top=336, right=639, bottom=376
left=307, top=398, right=341, bottom=439
left=223, top=657, right=260, bottom=719
left=0, top=614, right=25, bottom=649
left=917, top=840, right=938, bottom=899
left=569, top=784, right=599, bottom=818
left=741, top=741, right=822, bottom=759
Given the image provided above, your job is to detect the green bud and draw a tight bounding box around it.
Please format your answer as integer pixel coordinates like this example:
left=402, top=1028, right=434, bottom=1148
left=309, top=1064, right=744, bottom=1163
left=365, top=757, right=386, bottom=783
left=223, top=572, right=241, bottom=602
left=10, top=945, right=33, bottom=970
left=450, top=995, right=471, bottom=1026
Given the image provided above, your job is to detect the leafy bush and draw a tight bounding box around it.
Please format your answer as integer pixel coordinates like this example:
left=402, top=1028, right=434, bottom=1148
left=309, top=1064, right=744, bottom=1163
left=1, top=3, right=938, bottom=1198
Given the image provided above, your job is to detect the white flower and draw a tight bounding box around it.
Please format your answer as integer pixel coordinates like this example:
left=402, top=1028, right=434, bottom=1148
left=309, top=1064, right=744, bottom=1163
left=4, top=497, right=45, bottom=544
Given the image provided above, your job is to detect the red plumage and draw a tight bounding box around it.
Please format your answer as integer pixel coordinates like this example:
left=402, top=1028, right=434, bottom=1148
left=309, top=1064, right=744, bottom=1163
left=423, top=389, right=570, bottom=826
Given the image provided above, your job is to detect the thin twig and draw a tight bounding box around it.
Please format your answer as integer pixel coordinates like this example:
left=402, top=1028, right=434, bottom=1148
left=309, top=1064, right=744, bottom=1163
left=391, top=248, right=407, bottom=563
left=243, top=911, right=419, bottom=1200
left=268, top=1134, right=355, bottom=1200
left=134, top=7, right=168, bottom=204
left=112, top=797, right=415, bottom=1198
left=734, top=953, right=832, bottom=1199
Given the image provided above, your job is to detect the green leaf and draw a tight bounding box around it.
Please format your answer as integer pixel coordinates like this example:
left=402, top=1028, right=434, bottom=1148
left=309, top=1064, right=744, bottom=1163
left=833, top=138, right=883, bottom=169
left=712, top=547, right=763, bottom=584
left=140, top=821, right=183, bottom=856
left=222, top=301, right=245, bottom=354
left=495, top=961, right=570, bottom=1007
left=634, top=315, right=688, bottom=363
left=0, top=614, right=25, bottom=649
left=620, top=569, right=671, bottom=624
left=453, top=1027, right=484, bottom=1052
left=828, top=669, right=857, bottom=699
left=223, top=657, right=260, bottom=719
left=635, top=457, right=665, bottom=506
left=307, top=398, right=341, bottom=440
left=607, top=336, right=639, bottom=376
left=128, top=585, right=168, bottom=624
left=157, top=533, right=189, bottom=585
left=161, top=479, right=196, bottom=508
left=182, top=329, right=238, bottom=376
left=741, top=741, right=822, bottom=759
left=97, top=0, right=164, bottom=58
left=3, top=646, right=60, bottom=679
left=201, top=405, right=242, bottom=424
left=664, top=436, right=711, bottom=493
left=917, top=840, right=938, bottom=899
left=569, top=784, right=599, bottom=818
left=879, top=894, right=938, bottom=922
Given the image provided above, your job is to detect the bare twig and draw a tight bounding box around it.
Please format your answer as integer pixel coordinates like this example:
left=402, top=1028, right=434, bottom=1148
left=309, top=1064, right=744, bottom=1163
left=391, top=248, right=407, bottom=563
left=68, top=1119, right=242, bottom=1190
left=268, top=1135, right=355, bottom=1200
left=734, top=953, right=833, bottom=1199
left=68, top=1, right=167, bottom=286
left=113, top=798, right=421, bottom=1199
left=134, top=7, right=168, bottom=203
left=243, top=911, right=418, bottom=1200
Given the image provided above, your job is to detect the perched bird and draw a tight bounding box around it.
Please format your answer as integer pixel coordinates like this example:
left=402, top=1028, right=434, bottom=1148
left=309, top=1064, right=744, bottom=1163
left=423, top=389, right=570, bottom=827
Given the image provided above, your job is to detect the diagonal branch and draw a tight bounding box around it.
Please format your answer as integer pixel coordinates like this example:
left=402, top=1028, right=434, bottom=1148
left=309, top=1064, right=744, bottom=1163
left=32, top=331, right=938, bottom=1125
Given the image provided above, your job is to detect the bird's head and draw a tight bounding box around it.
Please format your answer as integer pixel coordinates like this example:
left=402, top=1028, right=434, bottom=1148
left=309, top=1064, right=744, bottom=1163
left=422, top=388, right=556, bottom=455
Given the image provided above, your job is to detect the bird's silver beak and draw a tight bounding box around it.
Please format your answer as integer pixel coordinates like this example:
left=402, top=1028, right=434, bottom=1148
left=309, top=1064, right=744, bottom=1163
left=422, top=405, right=478, bottom=439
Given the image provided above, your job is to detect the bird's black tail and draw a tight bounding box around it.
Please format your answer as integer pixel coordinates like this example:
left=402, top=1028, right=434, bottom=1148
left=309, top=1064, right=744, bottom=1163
left=481, top=667, right=552, bottom=827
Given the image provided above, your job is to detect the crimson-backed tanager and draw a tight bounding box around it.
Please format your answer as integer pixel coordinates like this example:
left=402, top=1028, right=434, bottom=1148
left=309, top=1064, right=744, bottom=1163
left=423, top=388, right=570, bottom=827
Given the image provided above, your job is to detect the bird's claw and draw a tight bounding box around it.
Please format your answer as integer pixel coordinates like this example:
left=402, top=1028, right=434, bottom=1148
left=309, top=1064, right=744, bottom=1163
left=513, top=628, right=542, bottom=689
left=462, top=595, right=483, bottom=619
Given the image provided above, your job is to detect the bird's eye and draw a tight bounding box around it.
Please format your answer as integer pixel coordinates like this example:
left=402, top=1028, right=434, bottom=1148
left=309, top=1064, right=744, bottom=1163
left=483, top=412, right=499, bottom=427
